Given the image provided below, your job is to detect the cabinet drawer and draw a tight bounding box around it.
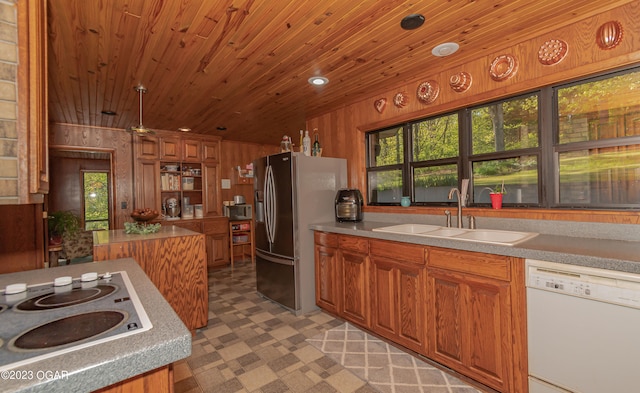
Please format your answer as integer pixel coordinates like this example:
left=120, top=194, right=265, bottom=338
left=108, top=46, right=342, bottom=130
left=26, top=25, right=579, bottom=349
left=203, top=218, right=229, bottom=235
left=339, top=235, right=368, bottom=253
left=427, top=246, right=510, bottom=281
left=315, top=231, right=338, bottom=248
left=170, top=220, right=202, bottom=233
left=370, top=239, right=425, bottom=265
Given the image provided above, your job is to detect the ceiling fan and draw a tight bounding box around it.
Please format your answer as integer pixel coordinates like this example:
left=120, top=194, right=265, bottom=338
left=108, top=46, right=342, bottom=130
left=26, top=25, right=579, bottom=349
left=127, top=84, right=156, bottom=135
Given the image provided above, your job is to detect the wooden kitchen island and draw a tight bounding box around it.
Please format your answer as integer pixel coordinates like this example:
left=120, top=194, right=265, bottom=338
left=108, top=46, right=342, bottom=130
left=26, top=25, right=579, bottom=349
left=93, top=226, right=208, bottom=331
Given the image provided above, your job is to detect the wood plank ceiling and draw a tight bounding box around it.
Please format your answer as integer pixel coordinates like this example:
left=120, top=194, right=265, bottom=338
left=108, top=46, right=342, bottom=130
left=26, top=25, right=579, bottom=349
left=46, top=0, right=633, bottom=145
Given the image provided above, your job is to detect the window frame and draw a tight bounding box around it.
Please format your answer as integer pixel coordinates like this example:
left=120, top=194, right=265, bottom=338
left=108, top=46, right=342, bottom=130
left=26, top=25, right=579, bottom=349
left=365, top=65, right=640, bottom=210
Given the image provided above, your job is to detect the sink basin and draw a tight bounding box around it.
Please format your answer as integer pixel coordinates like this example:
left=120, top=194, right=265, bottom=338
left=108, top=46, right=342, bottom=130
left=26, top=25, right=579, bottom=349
left=421, top=228, right=468, bottom=237
left=452, top=229, right=538, bottom=245
left=372, top=223, right=441, bottom=234
left=372, top=224, right=538, bottom=246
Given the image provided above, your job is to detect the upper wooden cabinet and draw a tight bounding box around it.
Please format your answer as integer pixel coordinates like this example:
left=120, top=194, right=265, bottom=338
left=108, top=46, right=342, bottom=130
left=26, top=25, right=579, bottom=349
left=134, top=135, right=159, bottom=159
left=202, top=140, right=220, bottom=163
left=183, top=139, right=202, bottom=162
left=160, top=136, right=181, bottom=160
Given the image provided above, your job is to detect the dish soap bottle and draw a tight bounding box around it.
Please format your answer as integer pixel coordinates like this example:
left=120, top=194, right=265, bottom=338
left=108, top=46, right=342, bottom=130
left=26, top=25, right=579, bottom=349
left=312, top=132, right=321, bottom=156
left=302, top=130, right=311, bottom=156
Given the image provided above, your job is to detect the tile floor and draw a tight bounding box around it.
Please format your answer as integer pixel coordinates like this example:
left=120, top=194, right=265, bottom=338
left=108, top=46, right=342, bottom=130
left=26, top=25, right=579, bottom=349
left=173, top=260, right=487, bottom=393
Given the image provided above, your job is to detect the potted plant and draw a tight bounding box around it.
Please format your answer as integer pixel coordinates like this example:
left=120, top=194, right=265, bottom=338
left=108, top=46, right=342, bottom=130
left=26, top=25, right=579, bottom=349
left=485, top=181, right=506, bottom=209
left=48, top=210, right=80, bottom=245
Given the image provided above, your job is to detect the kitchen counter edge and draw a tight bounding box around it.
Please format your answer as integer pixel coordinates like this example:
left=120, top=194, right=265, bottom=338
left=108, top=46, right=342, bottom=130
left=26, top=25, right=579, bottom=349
left=310, top=221, right=640, bottom=274
left=0, top=258, right=191, bottom=393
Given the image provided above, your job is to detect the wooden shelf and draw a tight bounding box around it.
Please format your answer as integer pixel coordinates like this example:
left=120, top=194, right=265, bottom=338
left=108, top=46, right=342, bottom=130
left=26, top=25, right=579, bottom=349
left=229, top=219, right=254, bottom=268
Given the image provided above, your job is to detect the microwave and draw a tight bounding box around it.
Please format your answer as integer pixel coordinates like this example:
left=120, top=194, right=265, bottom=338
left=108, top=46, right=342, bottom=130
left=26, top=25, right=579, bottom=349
left=224, top=204, right=252, bottom=220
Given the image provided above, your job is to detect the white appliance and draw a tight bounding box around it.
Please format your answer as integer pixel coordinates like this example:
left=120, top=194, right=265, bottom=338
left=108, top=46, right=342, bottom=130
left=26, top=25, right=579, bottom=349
left=526, top=259, right=640, bottom=393
left=253, top=152, right=347, bottom=315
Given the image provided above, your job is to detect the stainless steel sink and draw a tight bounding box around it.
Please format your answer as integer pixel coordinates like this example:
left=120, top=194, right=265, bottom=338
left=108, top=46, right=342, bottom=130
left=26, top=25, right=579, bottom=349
left=372, top=224, right=538, bottom=246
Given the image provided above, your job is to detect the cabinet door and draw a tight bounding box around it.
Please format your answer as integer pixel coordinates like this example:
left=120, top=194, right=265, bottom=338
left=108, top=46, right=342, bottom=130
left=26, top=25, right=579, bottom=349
left=160, top=136, right=181, bottom=160
left=134, top=160, right=160, bottom=211
left=203, top=217, right=230, bottom=267
left=426, top=267, right=511, bottom=392
left=203, top=162, right=221, bottom=216
left=135, top=135, right=159, bottom=159
left=203, top=139, right=220, bottom=163
left=315, top=243, right=340, bottom=314
left=339, top=249, right=369, bottom=327
left=371, top=257, right=425, bottom=353
left=183, top=139, right=202, bottom=162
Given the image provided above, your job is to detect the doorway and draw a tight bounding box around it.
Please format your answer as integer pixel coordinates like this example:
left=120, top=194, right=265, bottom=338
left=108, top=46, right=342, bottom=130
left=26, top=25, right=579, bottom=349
left=48, top=148, right=114, bottom=230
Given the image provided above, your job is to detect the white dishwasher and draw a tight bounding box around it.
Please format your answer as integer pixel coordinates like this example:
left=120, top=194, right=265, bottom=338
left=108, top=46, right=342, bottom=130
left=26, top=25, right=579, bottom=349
left=526, top=259, right=640, bottom=393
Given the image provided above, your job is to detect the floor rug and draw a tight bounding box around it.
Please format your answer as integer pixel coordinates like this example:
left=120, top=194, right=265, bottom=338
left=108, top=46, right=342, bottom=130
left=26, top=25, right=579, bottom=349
left=307, top=322, right=483, bottom=393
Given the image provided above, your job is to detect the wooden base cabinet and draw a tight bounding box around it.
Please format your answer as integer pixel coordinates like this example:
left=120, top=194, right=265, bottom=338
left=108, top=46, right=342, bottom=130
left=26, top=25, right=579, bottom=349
left=370, top=240, right=426, bottom=353
left=313, top=232, right=528, bottom=393
left=426, top=247, right=527, bottom=393
left=338, top=235, right=370, bottom=328
left=314, top=232, right=340, bottom=314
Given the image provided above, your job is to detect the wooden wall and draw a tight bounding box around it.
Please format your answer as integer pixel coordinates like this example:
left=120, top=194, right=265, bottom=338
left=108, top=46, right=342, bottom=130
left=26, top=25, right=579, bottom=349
left=0, top=203, right=44, bottom=272
left=49, top=123, right=279, bottom=228
left=49, top=123, right=133, bottom=229
left=307, top=2, right=640, bottom=224
left=219, top=140, right=279, bottom=207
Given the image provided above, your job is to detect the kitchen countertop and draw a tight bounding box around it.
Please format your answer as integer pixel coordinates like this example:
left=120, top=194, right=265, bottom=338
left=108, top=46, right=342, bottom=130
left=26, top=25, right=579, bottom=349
left=0, top=258, right=191, bottom=393
left=310, top=221, right=640, bottom=274
left=93, top=225, right=201, bottom=245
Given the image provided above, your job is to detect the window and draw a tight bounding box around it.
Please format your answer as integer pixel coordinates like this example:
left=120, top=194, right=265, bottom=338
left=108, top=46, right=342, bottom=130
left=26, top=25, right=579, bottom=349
left=555, top=70, right=640, bottom=207
left=83, top=171, right=110, bottom=230
left=365, top=66, right=640, bottom=209
left=367, top=126, right=404, bottom=203
left=469, top=94, right=540, bottom=205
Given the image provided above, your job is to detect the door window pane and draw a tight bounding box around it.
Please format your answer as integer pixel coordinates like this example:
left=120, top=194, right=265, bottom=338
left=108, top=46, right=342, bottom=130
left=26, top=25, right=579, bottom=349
left=368, top=170, right=402, bottom=203
left=413, top=164, right=458, bottom=203
left=368, top=127, right=404, bottom=167
left=411, top=114, right=459, bottom=161
left=84, top=172, right=109, bottom=230
left=558, top=70, right=640, bottom=144
left=472, top=156, right=538, bottom=204
left=471, top=94, right=539, bottom=154
left=558, top=145, right=640, bottom=205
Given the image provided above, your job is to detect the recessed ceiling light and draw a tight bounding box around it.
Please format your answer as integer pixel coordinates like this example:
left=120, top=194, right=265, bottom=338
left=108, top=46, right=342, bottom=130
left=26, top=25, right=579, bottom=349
left=432, top=42, right=460, bottom=57
left=400, top=14, right=425, bottom=30
left=216, top=126, right=227, bottom=131
left=178, top=127, right=191, bottom=132
left=101, top=110, right=117, bottom=116
left=308, top=76, right=329, bottom=86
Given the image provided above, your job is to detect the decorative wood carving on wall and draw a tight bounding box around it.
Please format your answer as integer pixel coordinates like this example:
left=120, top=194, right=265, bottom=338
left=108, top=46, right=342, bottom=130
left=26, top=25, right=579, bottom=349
left=489, top=54, right=518, bottom=81
left=374, top=98, right=387, bottom=113
left=449, top=72, right=472, bottom=93
left=596, top=20, right=623, bottom=50
left=393, top=92, right=409, bottom=108
left=538, top=39, right=568, bottom=65
left=416, top=80, right=440, bottom=104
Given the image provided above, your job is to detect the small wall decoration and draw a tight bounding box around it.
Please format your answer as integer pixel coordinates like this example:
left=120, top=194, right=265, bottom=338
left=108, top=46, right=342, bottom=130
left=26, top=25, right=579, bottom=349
left=393, top=92, right=409, bottom=108
left=374, top=98, right=387, bottom=113
left=449, top=72, right=472, bottom=93
left=416, top=80, right=440, bottom=104
left=538, top=39, right=568, bottom=65
left=596, top=20, right=623, bottom=50
left=489, top=54, right=518, bottom=82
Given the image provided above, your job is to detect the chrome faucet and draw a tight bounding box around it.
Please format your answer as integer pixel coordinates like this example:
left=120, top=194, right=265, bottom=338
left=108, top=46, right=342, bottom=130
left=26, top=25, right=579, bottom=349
left=448, top=188, right=464, bottom=228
